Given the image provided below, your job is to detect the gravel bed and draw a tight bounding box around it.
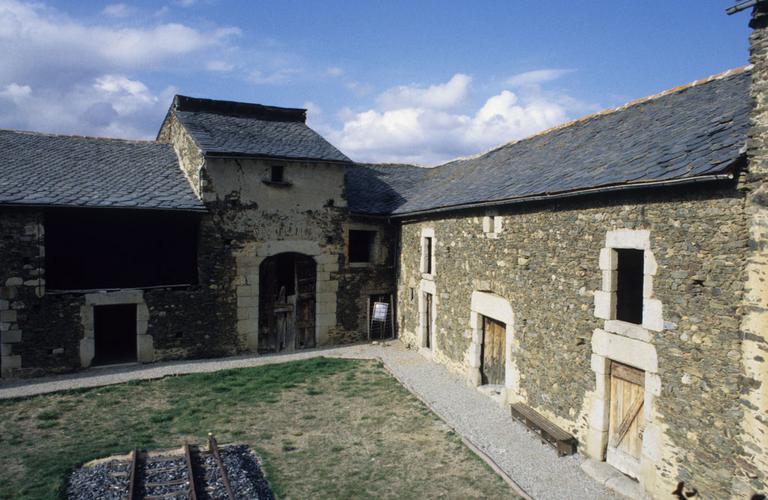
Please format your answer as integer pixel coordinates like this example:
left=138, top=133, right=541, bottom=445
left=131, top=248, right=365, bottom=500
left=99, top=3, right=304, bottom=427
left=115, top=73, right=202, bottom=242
left=67, top=460, right=131, bottom=500
left=374, top=345, right=620, bottom=499
left=218, top=445, right=273, bottom=499
left=139, top=456, right=190, bottom=498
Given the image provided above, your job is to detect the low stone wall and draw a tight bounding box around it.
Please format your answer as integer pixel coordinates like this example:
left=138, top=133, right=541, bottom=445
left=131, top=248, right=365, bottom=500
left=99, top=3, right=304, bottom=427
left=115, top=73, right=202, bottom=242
left=396, top=184, right=749, bottom=498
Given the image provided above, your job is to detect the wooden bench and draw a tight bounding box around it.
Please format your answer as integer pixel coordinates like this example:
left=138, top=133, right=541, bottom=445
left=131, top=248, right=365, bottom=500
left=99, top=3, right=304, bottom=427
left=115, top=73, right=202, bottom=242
left=510, top=402, right=577, bottom=456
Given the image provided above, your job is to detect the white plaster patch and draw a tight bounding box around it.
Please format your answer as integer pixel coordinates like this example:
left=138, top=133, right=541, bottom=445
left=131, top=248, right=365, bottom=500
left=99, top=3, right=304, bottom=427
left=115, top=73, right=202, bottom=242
left=605, top=229, right=651, bottom=250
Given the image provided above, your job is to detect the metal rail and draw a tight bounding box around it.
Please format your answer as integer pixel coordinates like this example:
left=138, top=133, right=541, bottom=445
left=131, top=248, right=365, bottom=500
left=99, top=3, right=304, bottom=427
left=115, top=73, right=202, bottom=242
left=208, top=433, right=237, bottom=500
left=183, top=443, right=199, bottom=500
left=127, top=448, right=139, bottom=500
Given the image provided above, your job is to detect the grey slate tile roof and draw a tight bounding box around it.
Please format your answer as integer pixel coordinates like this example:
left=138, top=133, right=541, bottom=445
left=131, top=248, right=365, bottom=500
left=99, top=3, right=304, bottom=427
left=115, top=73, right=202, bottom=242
left=347, top=68, right=751, bottom=216
left=0, top=130, right=205, bottom=211
left=171, top=95, right=351, bottom=163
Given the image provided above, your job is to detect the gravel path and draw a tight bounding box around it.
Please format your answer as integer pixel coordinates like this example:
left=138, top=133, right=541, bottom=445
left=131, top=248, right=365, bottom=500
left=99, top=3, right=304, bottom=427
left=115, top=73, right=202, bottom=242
left=0, top=341, right=619, bottom=499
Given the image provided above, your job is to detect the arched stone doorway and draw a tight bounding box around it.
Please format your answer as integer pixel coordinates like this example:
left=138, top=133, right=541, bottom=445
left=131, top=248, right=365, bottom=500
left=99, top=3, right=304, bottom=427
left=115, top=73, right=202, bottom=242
left=258, top=252, right=316, bottom=352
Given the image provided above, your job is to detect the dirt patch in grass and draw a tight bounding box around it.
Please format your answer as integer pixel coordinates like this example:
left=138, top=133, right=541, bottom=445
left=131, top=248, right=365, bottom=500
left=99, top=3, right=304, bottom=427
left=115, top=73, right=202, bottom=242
left=0, top=357, right=516, bottom=499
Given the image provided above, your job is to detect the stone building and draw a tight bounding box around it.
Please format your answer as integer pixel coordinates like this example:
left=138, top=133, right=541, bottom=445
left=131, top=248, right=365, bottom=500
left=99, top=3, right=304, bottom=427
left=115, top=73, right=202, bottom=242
left=3, top=4, right=768, bottom=499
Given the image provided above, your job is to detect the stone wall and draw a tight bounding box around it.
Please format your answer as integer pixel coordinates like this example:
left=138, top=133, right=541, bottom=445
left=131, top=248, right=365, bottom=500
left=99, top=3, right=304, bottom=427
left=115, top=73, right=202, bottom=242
left=157, top=112, right=205, bottom=195
left=335, top=218, right=397, bottom=342
left=735, top=4, right=768, bottom=496
left=0, top=207, right=238, bottom=377
left=396, top=183, right=750, bottom=498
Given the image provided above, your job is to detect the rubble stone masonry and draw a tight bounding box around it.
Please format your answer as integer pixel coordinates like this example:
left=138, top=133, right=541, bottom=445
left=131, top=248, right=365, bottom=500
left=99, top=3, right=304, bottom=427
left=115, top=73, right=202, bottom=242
left=397, top=184, right=750, bottom=498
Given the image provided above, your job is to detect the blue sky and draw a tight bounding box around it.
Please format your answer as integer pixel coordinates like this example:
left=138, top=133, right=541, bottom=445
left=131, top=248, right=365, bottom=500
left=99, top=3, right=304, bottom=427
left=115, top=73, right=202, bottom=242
left=0, top=0, right=752, bottom=165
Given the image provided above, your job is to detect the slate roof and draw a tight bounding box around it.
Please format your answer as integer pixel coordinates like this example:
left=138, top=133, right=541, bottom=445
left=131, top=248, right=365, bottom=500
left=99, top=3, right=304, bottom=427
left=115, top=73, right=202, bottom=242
left=0, top=130, right=205, bottom=211
left=347, top=68, right=751, bottom=216
left=170, top=95, right=351, bottom=163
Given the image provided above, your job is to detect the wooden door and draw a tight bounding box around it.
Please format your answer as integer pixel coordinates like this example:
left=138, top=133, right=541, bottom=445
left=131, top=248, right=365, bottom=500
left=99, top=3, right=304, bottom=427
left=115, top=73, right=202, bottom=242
left=607, top=361, right=645, bottom=479
left=481, top=316, right=506, bottom=385
left=424, top=292, right=433, bottom=349
left=294, top=257, right=316, bottom=349
left=258, top=258, right=278, bottom=352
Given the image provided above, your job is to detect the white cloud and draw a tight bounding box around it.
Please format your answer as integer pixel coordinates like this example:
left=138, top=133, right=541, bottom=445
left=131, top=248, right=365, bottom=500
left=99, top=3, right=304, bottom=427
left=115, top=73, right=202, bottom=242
left=506, top=68, right=574, bottom=87
left=206, top=60, right=234, bottom=72
left=325, top=66, right=344, bottom=77
left=174, top=0, right=196, bottom=7
left=247, top=68, right=300, bottom=85
left=376, top=73, right=471, bottom=111
left=0, top=82, right=31, bottom=101
left=325, top=72, right=586, bottom=165
left=0, top=73, right=175, bottom=138
left=101, top=3, right=133, bottom=18
left=0, top=0, right=242, bottom=138
left=304, top=101, right=322, bottom=123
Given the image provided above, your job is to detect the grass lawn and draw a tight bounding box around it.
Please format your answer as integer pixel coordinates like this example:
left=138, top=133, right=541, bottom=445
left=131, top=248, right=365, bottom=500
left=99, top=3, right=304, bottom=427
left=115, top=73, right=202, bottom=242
left=0, top=357, right=516, bottom=499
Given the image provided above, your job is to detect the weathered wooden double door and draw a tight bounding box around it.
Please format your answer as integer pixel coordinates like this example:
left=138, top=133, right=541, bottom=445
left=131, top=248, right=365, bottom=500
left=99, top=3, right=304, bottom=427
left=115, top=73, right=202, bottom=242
left=481, top=316, right=506, bottom=385
left=258, top=253, right=316, bottom=353
left=606, top=361, right=645, bottom=478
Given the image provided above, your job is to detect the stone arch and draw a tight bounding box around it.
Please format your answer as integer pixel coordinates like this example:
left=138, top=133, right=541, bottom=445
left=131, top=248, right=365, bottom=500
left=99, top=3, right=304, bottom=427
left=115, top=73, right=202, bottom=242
left=258, top=252, right=317, bottom=352
left=236, top=240, right=339, bottom=352
left=467, top=291, right=520, bottom=402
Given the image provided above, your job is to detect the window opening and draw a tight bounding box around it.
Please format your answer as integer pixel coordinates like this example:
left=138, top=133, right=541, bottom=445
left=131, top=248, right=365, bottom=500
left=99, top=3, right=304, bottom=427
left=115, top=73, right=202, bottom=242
left=424, top=237, right=433, bottom=274
left=271, top=165, right=284, bottom=183
left=616, top=249, right=644, bottom=324
left=349, top=230, right=376, bottom=263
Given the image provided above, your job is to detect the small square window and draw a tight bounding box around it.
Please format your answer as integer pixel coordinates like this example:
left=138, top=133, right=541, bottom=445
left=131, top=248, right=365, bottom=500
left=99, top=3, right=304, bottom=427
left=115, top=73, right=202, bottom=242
left=271, top=165, right=284, bottom=183
left=349, top=230, right=376, bottom=263
left=616, top=249, right=644, bottom=324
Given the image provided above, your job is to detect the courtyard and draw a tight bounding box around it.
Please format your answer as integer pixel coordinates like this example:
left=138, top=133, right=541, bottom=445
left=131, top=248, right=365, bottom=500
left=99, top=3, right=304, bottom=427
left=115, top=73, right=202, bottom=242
left=0, top=355, right=517, bottom=499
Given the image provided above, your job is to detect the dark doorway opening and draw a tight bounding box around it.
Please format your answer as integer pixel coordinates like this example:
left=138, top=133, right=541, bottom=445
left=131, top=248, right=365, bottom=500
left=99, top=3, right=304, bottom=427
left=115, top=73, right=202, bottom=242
left=481, top=316, right=506, bottom=385
left=93, top=304, right=137, bottom=366
left=616, top=249, right=644, bottom=324
left=259, top=253, right=316, bottom=353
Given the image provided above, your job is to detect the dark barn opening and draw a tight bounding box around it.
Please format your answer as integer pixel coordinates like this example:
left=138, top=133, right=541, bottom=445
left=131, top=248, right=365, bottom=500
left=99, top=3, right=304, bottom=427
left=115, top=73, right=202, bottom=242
left=616, top=249, right=644, bottom=324
left=45, top=208, right=199, bottom=290
left=349, top=230, right=376, bottom=263
left=93, top=304, right=137, bottom=365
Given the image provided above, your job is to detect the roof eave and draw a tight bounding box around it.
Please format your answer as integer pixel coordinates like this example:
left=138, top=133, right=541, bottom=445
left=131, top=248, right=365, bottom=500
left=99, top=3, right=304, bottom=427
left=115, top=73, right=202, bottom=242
left=388, top=171, right=737, bottom=220
left=0, top=202, right=208, bottom=213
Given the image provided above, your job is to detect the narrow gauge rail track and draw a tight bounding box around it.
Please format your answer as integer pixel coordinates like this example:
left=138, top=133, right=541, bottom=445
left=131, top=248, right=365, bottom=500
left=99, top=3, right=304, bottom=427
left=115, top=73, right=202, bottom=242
left=126, top=434, right=236, bottom=500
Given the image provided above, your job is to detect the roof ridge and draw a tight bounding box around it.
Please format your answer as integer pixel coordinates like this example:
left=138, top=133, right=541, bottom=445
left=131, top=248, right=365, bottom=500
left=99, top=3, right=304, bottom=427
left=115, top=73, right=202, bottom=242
left=443, top=65, right=752, bottom=166
left=173, top=94, right=306, bottom=122
left=0, top=128, right=162, bottom=146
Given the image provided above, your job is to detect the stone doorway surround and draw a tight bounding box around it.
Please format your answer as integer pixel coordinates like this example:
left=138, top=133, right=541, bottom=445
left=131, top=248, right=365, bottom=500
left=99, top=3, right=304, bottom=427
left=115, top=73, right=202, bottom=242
left=79, top=290, right=153, bottom=367
left=586, top=229, right=665, bottom=495
left=418, top=278, right=437, bottom=353
left=235, top=240, right=339, bottom=352
left=467, top=291, right=520, bottom=404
